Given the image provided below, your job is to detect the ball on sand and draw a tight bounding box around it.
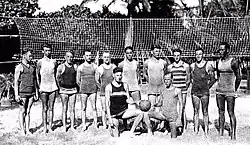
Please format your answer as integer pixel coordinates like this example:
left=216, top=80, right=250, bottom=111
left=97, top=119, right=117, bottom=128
left=139, top=100, right=151, bottom=112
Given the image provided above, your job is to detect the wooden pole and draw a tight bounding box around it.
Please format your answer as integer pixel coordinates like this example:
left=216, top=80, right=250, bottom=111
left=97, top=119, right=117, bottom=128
left=247, top=60, right=250, bottom=93
left=0, top=35, right=19, bottom=37
left=246, top=0, right=249, bottom=16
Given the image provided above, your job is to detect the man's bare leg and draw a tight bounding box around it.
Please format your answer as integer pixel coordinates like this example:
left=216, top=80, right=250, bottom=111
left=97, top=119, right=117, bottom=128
left=143, top=112, right=153, bottom=136
left=182, top=93, right=187, bottom=132
left=89, top=93, right=98, bottom=128
left=109, top=118, right=120, bottom=137
left=169, top=122, right=177, bottom=138
left=80, top=94, right=88, bottom=131
left=201, top=95, right=209, bottom=136
left=19, top=98, right=27, bottom=135
left=147, top=111, right=166, bottom=135
left=40, top=93, right=48, bottom=134
left=61, top=93, right=69, bottom=132
left=216, top=94, right=225, bottom=136
left=128, top=113, right=143, bottom=136
left=192, top=95, right=200, bottom=134
left=100, top=96, right=107, bottom=128
left=226, top=96, right=236, bottom=140
left=25, top=97, right=34, bottom=135
left=69, top=94, right=76, bottom=131
left=48, top=91, right=56, bottom=132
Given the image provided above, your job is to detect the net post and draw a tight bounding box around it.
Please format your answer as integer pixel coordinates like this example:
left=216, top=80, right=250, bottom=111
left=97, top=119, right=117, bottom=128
left=247, top=61, right=250, bottom=93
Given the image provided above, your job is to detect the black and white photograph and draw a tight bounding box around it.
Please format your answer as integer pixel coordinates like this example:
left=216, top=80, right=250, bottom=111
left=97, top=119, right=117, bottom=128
left=0, top=0, right=250, bottom=144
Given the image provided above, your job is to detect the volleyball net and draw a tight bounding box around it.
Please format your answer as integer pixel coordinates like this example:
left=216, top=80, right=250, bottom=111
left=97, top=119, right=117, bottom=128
left=13, top=17, right=250, bottom=60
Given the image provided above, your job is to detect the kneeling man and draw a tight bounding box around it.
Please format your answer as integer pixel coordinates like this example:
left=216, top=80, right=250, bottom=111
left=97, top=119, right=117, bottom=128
left=148, top=73, right=183, bottom=138
left=105, top=67, right=144, bottom=137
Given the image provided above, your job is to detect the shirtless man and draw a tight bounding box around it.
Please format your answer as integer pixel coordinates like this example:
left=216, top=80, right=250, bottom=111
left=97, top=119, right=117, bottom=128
left=56, top=50, right=78, bottom=132
left=147, top=73, right=183, bottom=138
left=190, top=48, right=216, bottom=135
left=167, top=48, right=190, bottom=132
left=36, top=43, right=58, bottom=134
left=118, top=46, right=141, bottom=103
left=95, top=51, right=116, bottom=128
left=143, top=45, right=168, bottom=110
left=216, top=42, right=241, bottom=140
left=14, top=47, right=39, bottom=135
left=105, top=67, right=144, bottom=137
left=77, top=49, right=98, bottom=130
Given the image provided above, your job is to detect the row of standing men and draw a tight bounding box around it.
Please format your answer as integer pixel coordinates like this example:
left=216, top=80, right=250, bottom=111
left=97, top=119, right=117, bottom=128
left=14, top=42, right=241, bottom=139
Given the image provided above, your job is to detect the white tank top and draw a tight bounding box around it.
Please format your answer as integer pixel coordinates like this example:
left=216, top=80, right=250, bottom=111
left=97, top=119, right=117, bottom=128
left=148, top=58, right=166, bottom=86
left=39, top=58, right=58, bottom=92
left=122, top=59, right=140, bottom=91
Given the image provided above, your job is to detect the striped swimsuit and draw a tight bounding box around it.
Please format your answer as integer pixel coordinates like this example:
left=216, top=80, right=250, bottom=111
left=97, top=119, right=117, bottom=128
left=169, top=61, right=188, bottom=94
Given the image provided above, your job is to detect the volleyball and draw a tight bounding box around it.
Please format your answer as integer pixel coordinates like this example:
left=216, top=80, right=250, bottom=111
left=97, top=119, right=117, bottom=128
left=139, top=100, right=151, bottom=112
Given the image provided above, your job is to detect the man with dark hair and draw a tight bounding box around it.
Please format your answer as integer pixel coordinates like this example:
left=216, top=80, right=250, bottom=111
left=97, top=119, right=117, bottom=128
left=143, top=45, right=168, bottom=110
left=14, top=47, right=39, bottom=135
left=56, top=50, right=78, bottom=132
left=95, top=51, right=116, bottom=128
left=146, top=73, right=183, bottom=138
left=77, top=49, right=98, bottom=130
left=118, top=46, right=141, bottom=103
left=216, top=42, right=241, bottom=140
left=190, top=48, right=215, bottom=136
left=167, top=48, right=190, bottom=132
left=105, top=67, right=145, bottom=137
left=36, top=44, right=58, bottom=134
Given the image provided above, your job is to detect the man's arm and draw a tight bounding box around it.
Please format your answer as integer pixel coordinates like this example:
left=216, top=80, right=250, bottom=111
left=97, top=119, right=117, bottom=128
left=154, top=93, right=163, bottom=107
left=176, top=88, right=183, bottom=126
left=163, top=60, right=168, bottom=75
left=185, top=63, right=191, bottom=89
left=105, top=84, right=113, bottom=126
left=124, top=83, right=134, bottom=104
left=136, top=61, right=141, bottom=83
left=56, top=64, right=64, bottom=87
left=95, top=66, right=102, bottom=89
left=143, top=60, right=149, bottom=82
left=94, top=51, right=99, bottom=65
left=231, top=58, right=241, bottom=91
left=190, top=63, right=194, bottom=84
left=53, top=60, right=60, bottom=87
left=207, top=62, right=216, bottom=89
left=14, top=64, right=22, bottom=102
left=166, top=64, right=171, bottom=74
left=76, top=65, right=81, bottom=86
left=36, top=60, right=41, bottom=88
left=33, top=65, right=39, bottom=101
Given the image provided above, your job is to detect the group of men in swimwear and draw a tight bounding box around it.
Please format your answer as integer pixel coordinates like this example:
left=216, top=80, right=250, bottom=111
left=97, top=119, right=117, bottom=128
left=14, top=42, right=241, bottom=140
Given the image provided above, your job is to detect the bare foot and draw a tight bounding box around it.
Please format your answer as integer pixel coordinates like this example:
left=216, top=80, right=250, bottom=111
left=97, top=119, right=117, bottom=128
left=26, top=130, right=33, bottom=136
left=93, top=122, right=98, bottom=129
left=68, top=127, right=76, bottom=133
left=43, top=128, right=47, bottom=134
left=48, top=128, right=53, bottom=133
left=21, top=130, right=26, bottom=136
left=63, top=127, right=67, bottom=132
left=127, top=131, right=136, bottom=138
left=163, top=130, right=169, bottom=136
left=79, top=124, right=87, bottom=131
